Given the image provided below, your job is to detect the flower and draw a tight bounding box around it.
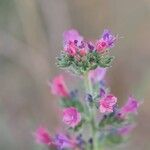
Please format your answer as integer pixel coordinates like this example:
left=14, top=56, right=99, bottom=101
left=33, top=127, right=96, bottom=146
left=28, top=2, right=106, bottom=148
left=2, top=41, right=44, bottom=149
left=96, top=29, right=116, bottom=53
left=96, top=39, right=108, bottom=53
left=34, top=127, right=53, bottom=145
left=63, top=29, right=83, bottom=45
left=50, top=75, right=69, bottom=97
left=118, top=124, right=135, bottom=136
left=119, top=96, right=140, bottom=117
left=63, top=107, right=81, bottom=127
left=63, top=29, right=83, bottom=56
left=87, top=41, right=95, bottom=51
left=102, top=29, right=116, bottom=48
left=64, top=41, right=77, bottom=56
left=55, top=134, right=76, bottom=149
left=99, top=94, right=117, bottom=113
left=99, top=88, right=106, bottom=98
left=88, top=67, right=107, bottom=83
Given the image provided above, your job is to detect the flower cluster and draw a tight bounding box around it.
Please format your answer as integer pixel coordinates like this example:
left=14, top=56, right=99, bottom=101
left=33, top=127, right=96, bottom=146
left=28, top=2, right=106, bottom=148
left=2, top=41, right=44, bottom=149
left=34, top=29, right=142, bottom=150
left=57, top=29, right=115, bottom=75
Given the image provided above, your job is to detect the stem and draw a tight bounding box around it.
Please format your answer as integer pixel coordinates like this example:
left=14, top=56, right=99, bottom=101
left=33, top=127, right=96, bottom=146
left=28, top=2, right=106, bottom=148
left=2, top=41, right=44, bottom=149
left=83, top=73, right=99, bottom=150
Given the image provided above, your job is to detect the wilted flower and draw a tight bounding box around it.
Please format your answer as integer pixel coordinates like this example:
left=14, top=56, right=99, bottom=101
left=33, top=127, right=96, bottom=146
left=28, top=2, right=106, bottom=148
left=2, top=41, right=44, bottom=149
left=55, top=134, right=76, bottom=149
left=99, top=94, right=117, bottom=113
left=119, top=96, right=140, bottom=117
left=88, top=67, right=107, bottom=83
left=50, top=75, right=69, bottom=97
left=63, top=107, right=81, bottom=127
left=34, top=127, right=53, bottom=145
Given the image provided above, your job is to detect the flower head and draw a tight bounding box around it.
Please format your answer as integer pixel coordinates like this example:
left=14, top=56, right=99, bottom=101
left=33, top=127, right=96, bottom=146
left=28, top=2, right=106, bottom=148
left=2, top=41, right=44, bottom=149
left=99, top=94, right=117, bottom=113
left=119, top=96, right=140, bottom=118
left=88, top=67, right=107, bottom=83
left=55, top=134, right=76, bottom=149
left=63, top=107, right=81, bottom=127
left=50, top=75, right=69, bottom=97
left=34, top=127, right=52, bottom=145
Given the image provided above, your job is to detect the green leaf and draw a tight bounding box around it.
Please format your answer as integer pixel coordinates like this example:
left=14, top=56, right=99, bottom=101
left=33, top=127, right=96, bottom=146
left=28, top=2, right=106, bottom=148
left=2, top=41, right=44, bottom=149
left=60, top=99, right=84, bottom=112
left=56, top=51, right=115, bottom=75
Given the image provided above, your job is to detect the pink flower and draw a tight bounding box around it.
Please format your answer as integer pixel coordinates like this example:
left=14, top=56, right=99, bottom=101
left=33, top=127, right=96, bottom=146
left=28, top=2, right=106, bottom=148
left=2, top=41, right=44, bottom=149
left=50, top=75, right=69, bottom=97
left=96, top=29, right=116, bottom=53
left=64, top=41, right=77, bottom=56
left=79, top=49, right=87, bottom=56
left=118, top=124, right=135, bottom=136
left=119, top=96, right=140, bottom=118
left=99, top=94, right=117, bottom=113
left=88, top=67, right=107, bottom=83
left=96, top=39, right=108, bottom=53
left=63, top=29, right=84, bottom=56
left=63, top=29, right=83, bottom=45
left=63, top=107, right=81, bottom=128
left=34, top=127, right=53, bottom=145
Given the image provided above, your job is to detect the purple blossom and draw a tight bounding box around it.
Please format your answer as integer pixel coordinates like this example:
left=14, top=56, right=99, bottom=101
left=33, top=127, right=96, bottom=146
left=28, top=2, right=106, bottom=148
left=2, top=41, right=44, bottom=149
left=96, top=29, right=116, bottom=53
left=99, top=88, right=106, bottom=98
left=55, top=134, right=75, bottom=149
left=87, top=41, right=95, bottom=51
left=88, top=67, right=107, bottom=83
left=101, top=29, right=116, bottom=48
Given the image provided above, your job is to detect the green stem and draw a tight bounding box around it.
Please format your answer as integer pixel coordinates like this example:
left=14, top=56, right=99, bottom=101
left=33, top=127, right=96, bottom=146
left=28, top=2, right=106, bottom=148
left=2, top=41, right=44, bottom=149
left=83, top=73, right=99, bottom=150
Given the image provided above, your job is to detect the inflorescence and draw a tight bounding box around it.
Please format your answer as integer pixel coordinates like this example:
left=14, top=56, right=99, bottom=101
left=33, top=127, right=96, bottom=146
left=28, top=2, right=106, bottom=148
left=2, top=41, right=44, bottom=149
left=34, top=29, right=141, bottom=150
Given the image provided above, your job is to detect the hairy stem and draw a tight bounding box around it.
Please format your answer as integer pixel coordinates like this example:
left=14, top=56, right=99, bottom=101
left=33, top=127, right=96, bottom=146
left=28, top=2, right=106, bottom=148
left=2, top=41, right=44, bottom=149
left=83, top=73, right=99, bottom=150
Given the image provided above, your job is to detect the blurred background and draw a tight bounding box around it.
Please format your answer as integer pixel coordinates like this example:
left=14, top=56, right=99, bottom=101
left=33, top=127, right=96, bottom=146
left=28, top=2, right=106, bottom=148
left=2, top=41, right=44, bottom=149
left=0, top=0, right=150, bottom=150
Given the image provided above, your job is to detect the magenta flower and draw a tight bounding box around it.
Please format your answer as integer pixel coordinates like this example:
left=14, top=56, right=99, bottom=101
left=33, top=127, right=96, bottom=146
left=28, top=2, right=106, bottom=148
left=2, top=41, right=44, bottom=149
left=64, top=41, right=77, bottom=56
left=96, top=39, right=108, bottom=53
left=34, top=127, right=52, bottom=145
left=99, top=94, right=117, bottom=113
left=50, top=75, right=69, bottom=97
left=63, top=107, right=81, bottom=128
left=96, top=29, right=116, bottom=53
left=118, top=124, right=135, bottom=136
left=63, top=29, right=84, bottom=56
left=55, top=134, right=76, bottom=149
left=119, top=96, right=140, bottom=117
left=88, top=67, right=107, bottom=83
left=63, top=29, right=83, bottom=45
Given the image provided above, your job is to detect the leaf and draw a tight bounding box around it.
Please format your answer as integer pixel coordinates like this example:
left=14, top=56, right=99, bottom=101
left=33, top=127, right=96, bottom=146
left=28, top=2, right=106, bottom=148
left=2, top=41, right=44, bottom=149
left=60, top=99, right=84, bottom=112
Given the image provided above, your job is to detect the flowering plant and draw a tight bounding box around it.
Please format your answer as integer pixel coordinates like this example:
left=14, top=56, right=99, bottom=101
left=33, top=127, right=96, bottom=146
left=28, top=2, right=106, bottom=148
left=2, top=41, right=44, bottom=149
left=34, top=29, right=141, bottom=150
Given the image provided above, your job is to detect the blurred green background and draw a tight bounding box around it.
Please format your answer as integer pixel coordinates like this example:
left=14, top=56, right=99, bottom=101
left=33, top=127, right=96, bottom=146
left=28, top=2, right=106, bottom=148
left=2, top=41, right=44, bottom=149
left=0, top=0, right=150, bottom=150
